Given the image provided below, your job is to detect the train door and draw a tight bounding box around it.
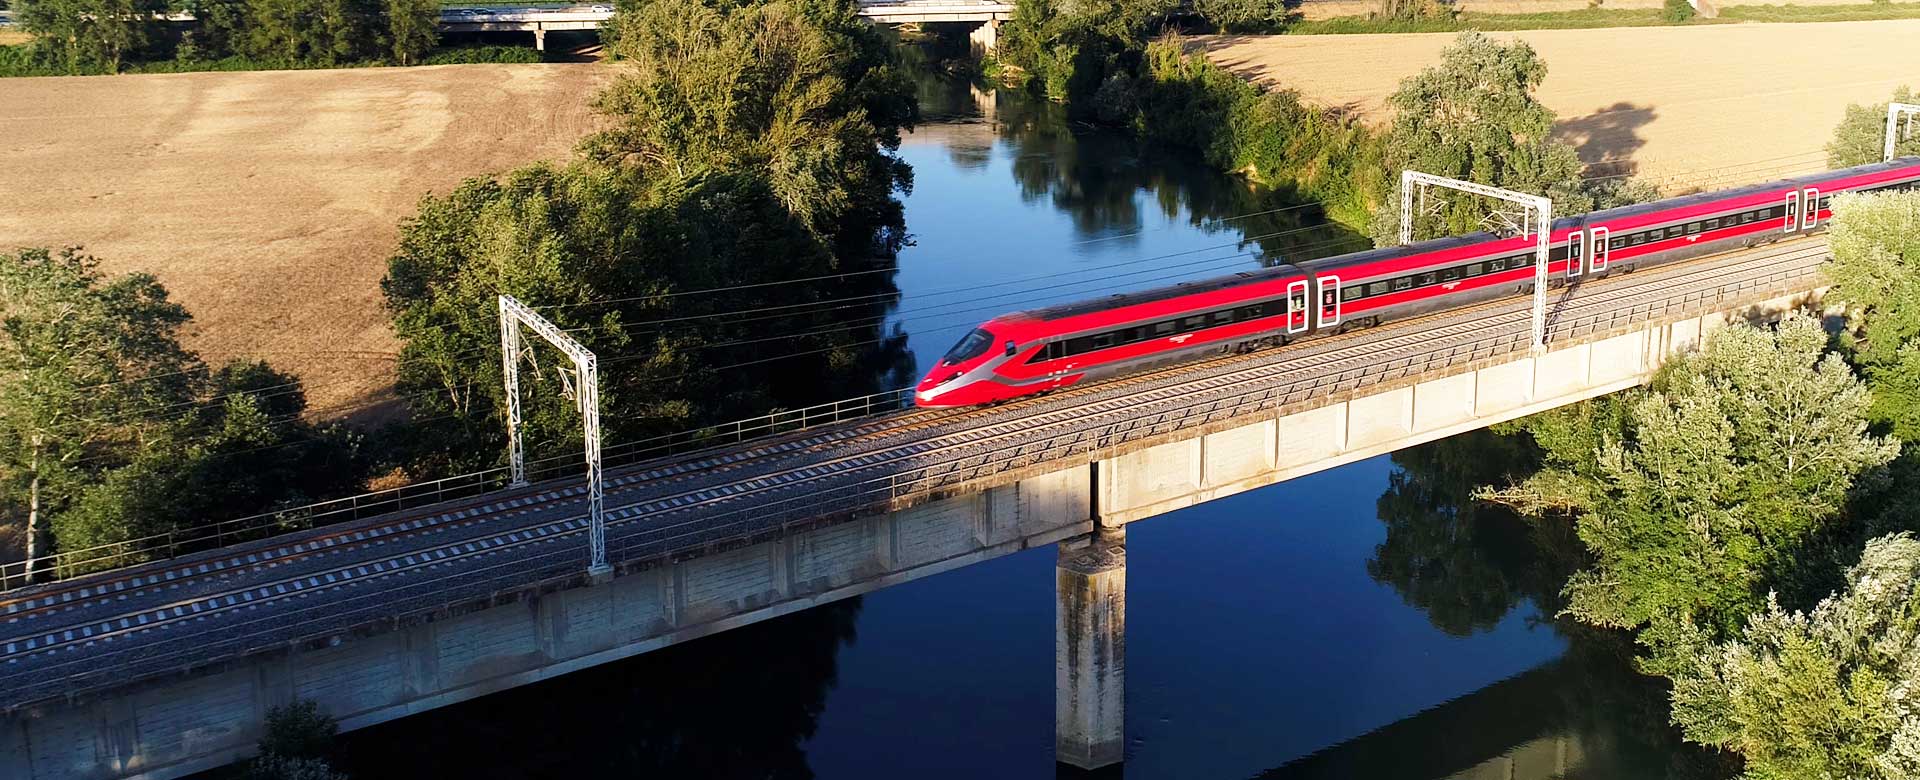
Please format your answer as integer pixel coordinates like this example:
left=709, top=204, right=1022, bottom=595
left=1285, top=279, right=1309, bottom=335
left=1784, top=190, right=1800, bottom=234
left=1567, top=231, right=1583, bottom=278
left=1317, top=275, right=1342, bottom=330
left=1802, top=187, right=1821, bottom=230
left=1589, top=227, right=1610, bottom=272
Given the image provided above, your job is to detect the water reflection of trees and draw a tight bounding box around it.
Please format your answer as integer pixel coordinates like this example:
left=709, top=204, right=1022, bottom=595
left=922, top=77, right=1373, bottom=266
left=1367, top=433, right=1737, bottom=779
left=335, top=600, right=861, bottom=779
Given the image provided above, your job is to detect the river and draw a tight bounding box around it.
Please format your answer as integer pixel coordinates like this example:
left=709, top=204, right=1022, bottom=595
left=327, top=75, right=1721, bottom=779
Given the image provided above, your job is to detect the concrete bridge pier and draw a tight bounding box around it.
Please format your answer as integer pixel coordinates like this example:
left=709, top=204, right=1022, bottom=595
left=1055, top=527, right=1126, bottom=770
left=967, top=18, right=998, bottom=56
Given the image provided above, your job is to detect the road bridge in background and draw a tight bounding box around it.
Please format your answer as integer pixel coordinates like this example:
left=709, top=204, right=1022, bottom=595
left=437, top=1, right=1013, bottom=50
left=0, top=238, right=1830, bottom=779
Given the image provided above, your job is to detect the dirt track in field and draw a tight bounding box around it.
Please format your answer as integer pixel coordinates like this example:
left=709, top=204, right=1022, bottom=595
left=0, top=63, right=610, bottom=420
left=1198, top=19, right=1920, bottom=191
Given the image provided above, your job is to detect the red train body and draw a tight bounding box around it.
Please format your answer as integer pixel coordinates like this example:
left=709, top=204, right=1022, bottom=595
left=913, top=158, right=1920, bottom=408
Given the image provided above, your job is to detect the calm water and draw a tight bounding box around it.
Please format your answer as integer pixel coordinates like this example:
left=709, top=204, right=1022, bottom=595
left=330, top=79, right=1714, bottom=779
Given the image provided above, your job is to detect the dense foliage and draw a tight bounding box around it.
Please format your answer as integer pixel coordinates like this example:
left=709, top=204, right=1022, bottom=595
left=1671, top=533, right=1920, bottom=780
left=997, top=0, right=1173, bottom=103
left=384, top=0, right=916, bottom=477
left=9, top=0, right=440, bottom=74
left=248, top=700, right=348, bottom=780
left=1825, top=190, right=1920, bottom=438
left=0, top=249, right=359, bottom=579
left=1484, top=315, right=1897, bottom=676
left=1367, top=32, right=1655, bottom=245
left=1828, top=86, right=1920, bottom=168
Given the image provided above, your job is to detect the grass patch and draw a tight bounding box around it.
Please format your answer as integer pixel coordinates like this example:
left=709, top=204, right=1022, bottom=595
left=1282, top=7, right=1728, bottom=33
left=422, top=44, right=545, bottom=64
left=1280, top=2, right=1920, bottom=33
left=1720, top=2, right=1920, bottom=22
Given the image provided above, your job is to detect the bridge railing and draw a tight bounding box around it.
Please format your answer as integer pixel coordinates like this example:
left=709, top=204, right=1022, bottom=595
left=0, top=387, right=914, bottom=592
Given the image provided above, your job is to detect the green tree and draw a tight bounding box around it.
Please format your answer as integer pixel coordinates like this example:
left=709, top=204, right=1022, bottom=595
left=1671, top=533, right=1920, bottom=780
left=383, top=0, right=436, bottom=65
left=383, top=164, right=911, bottom=477
left=51, top=361, right=363, bottom=569
left=1484, top=314, right=1897, bottom=675
left=1192, top=0, right=1290, bottom=32
left=998, top=0, right=1175, bottom=102
left=589, top=0, right=915, bottom=247
left=1368, top=32, right=1656, bottom=246
left=0, top=248, right=361, bottom=578
left=1824, top=190, right=1920, bottom=439
left=248, top=700, right=347, bottom=780
left=240, top=0, right=381, bottom=64
left=15, top=0, right=162, bottom=72
left=1662, top=0, right=1694, bottom=22
left=1827, top=86, right=1919, bottom=168
left=0, top=248, right=196, bottom=580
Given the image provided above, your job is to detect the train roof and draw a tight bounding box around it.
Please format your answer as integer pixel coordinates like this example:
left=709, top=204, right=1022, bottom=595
left=1015, top=263, right=1303, bottom=321
left=1007, top=157, right=1920, bottom=324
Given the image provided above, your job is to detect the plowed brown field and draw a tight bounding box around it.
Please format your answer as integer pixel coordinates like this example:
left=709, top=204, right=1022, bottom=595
left=1198, top=20, right=1920, bottom=191
left=0, top=63, right=610, bottom=420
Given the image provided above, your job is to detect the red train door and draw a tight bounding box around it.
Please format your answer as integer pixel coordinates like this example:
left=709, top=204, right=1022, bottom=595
left=1286, top=279, right=1309, bottom=334
left=1784, top=190, right=1800, bottom=234
left=1590, top=227, right=1610, bottom=272
left=1317, top=275, right=1341, bottom=330
left=1802, top=187, right=1821, bottom=230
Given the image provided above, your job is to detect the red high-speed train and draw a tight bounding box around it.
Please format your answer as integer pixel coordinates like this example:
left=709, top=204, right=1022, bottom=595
left=913, top=158, right=1920, bottom=408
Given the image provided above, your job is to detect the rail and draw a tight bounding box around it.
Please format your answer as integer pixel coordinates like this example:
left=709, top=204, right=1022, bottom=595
left=0, top=387, right=914, bottom=592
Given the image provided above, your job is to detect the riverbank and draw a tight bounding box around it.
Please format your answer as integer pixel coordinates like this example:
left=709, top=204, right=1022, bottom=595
left=1198, top=19, right=1920, bottom=190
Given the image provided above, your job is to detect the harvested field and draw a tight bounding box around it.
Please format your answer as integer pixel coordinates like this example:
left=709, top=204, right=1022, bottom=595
left=1199, top=20, right=1920, bottom=191
left=0, top=63, right=611, bottom=421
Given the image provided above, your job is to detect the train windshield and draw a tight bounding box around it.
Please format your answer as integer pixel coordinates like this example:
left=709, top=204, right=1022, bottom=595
left=941, top=328, right=995, bottom=366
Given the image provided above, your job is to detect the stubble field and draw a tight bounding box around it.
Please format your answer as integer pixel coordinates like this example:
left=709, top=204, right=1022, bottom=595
left=1198, top=19, right=1920, bottom=191
left=0, top=63, right=610, bottom=419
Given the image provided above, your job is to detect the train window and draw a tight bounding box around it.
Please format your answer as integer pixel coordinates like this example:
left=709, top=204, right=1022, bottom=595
left=1439, top=267, right=1462, bottom=283
left=1289, top=292, right=1307, bottom=310
left=1323, top=289, right=1337, bottom=306
left=1705, top=218, right=1720, bottom=230
left=1236, top=306, right=1259, bottom=321
left=1666, top=226, right=1684, bottom=239
left=1154, top=321, right=1175, bottom=336
left=1342, top=285, right=1363, bottom=302
left=1393, top=276, right=1413, bottom=291
left=1466, top=263, right=1485, bottom=277
left=1123, top=327, right=1145, bottom=343
left=1687, top=222, right=1702, bottom=234
left=1416, top=272, right=1436, bottom=287
left=1630, top=233, right=1646, bottom=246
left=940, top=328, right=994, bottom=366
left=1180, top=316, right=1206, bottom=331
left=1092, top=333, right=1115, bottom=349
left=1368, top=281, right=1389, bottom=296
left=1610, top=237, right=1626, bottom=250
left=1211, top=310, right=1234, bottom=325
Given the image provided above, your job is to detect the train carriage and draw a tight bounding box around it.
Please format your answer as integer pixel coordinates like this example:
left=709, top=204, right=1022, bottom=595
left=913, top=158, right=1920, bottom=408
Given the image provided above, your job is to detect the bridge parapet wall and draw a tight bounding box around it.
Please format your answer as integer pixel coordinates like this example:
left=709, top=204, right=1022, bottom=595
left=1093, top=289, right=1817, bottom=524
left=0, top=468, right=1091, bottom=780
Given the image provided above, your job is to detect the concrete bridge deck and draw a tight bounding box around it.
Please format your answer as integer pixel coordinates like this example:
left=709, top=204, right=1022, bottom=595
left=0, top=238, right=1829, bottom=779
left=436, top=0, right=1013, bottom=47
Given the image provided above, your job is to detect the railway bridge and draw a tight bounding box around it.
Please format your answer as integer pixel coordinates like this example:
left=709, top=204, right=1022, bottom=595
left=0, top=239, right=1828, bottom=779
left=439, top=0, right=1014, bottom=51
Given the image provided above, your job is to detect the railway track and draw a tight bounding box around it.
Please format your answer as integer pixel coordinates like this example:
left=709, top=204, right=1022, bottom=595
left=0, top=239, right=1828, bottom=710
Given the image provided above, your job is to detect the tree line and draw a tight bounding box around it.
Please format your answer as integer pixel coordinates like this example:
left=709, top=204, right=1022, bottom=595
left=11, top=0, right=451, bottom=74
left=0, top=0, right=917, bottom=583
